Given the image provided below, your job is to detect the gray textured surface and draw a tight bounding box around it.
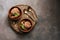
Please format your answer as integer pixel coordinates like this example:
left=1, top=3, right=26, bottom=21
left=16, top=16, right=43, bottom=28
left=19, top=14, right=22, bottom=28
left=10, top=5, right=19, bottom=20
left=0, top=0, right=59, bottom=40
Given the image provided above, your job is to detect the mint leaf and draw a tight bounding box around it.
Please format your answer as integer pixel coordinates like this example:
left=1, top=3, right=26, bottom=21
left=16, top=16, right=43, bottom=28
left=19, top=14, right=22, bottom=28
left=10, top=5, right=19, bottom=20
left=13, top=13, right=19, bottom=17
left=20, top=24, right=25, bottom=29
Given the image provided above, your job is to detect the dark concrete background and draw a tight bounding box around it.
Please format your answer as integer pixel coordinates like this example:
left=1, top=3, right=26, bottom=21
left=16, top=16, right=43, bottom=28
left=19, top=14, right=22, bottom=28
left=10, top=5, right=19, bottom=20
left=0, top=0, right=60, bottom=40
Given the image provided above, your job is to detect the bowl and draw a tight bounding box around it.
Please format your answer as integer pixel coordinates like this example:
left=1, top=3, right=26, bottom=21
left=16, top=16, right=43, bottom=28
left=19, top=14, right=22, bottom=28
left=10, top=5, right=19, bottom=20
left=18, top=19, right=34, bottom=32
left=8, top=6, right=22, bottom=20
